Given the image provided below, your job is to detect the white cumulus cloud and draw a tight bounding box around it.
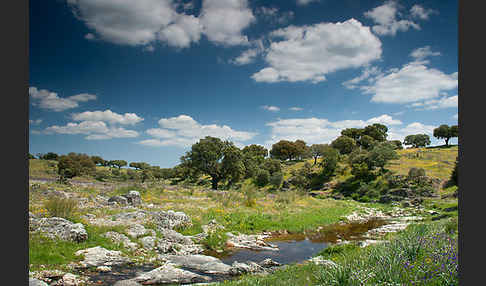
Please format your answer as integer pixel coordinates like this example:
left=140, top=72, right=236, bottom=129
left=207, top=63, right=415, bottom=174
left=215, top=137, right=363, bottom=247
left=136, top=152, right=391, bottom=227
left=45, top=120, right=139, bottom=140
left=261, top=105, right=280, bottom=112
left=29, top=86, right=97, bottom=112
left=364, top=0, right=420, bottom=36
left=410, top=4, right=437, bottom=20
left=140, top=114, right=257, bottom=147
left=72, top=109, right=144, bottom=125
left=251, top=19, right=382, bottom=83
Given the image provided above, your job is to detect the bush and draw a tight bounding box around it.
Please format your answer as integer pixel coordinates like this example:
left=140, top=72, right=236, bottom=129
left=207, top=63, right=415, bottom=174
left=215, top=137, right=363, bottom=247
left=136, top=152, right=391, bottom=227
left=255, top=169, right=270, bottom=187
left=241, top=184, right=257, bottom=207
left=43, top=197, right=78, bottom=220
left=95, top=169, right=111, bottom=182
left=269, top=172, right=283, bottom=188
left=408, top=167, right=426, bottom=180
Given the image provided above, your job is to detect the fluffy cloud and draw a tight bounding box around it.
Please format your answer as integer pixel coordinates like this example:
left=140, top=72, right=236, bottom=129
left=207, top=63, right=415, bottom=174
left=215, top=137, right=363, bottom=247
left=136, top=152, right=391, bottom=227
left=29, top=119, right=43, bottom=125
left=199, top=0, right=255, bottom=46
left=362, top=61, right=458, bottom=104
left=72, top=109, right=144, bottom=125
left=388, top=122, right=436, bottom=142
left=296, top=0, right=320, bottom=6
left=252, top=19, right=382, bottom=83
left=410, top=95, right=458, bottom=110
left=45, top=121, right=139, bottom=140
left=410, top=46, right=441, bottom=61
left=29, top=86, right=96, bottom=111
left=364, top=0, right=420, bottom=36
left=265, top=114, right=402, bottom=146
left=68, top=0, right=255, bottom=49
left=342, top=66, right=382, bottom=89
left=255, top=6, right=294, bottom=25
left=410, top=4, right=437, bottom=20
left=230, top=39, right=265, bottom=65
left=261, top=105, right=280, bottom=112
left=140, top=114, right=257, bottom=147
left=289, top=107, right=303, bottom=111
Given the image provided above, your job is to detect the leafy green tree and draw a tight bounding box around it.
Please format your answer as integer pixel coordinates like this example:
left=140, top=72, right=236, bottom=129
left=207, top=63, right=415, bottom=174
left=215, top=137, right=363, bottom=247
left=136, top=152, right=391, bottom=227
left=221, top=144, right=245, bottom=187
left=111, top=160, right=127, bottom=169
left=183, top=136, right=243, bottom=190
left=269, top=140, right=301, bottom=161
left=255, top=169, right=270, bottom=187
left=433, top=124, right=458, bottom=146
left=129, top=162, right=150, bottom=170
left=57, top=153, right=96, bottom=182
left=358, top=135, right=376, bottom=150
left=91, top=155, right=105, bottom=166
left=403, top=134, right=431, bottom=148
left=309, top=144, right=328, bottom=165
left=261, top=158, right=282, bottom=175
left=242, top=144, right=268, bottom=160
left=362, top=123, right=388, bottom=142
left=388, top=140, right=403, bottom=150
left=319, top=146, right=339, bottom=180
left=40, top=152, right=59, bottom=161
left=294, top=139, right=310, bottom=160
left=269, top=172, right=283, bottom=188
left=341, top=128, right=363, bottom=141
left=331, top=135, right=357, bottom=155
left=367, top=142, right=399, bottom=171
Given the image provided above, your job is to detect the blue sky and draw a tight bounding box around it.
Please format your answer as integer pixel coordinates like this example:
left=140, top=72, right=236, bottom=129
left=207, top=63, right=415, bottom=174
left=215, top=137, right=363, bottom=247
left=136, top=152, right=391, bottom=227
left=29, top=0, right=458, bottom=168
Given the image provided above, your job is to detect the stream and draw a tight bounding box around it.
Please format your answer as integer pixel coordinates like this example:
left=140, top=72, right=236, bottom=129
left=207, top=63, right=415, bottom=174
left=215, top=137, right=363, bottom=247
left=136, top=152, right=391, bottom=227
left=82, top=218, right=391, bottom=285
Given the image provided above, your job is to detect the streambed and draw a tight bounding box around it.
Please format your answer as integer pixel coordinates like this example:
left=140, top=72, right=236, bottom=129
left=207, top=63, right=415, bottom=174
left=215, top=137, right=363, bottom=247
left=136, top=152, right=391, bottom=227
left=81, top=218, right=391, bottom=285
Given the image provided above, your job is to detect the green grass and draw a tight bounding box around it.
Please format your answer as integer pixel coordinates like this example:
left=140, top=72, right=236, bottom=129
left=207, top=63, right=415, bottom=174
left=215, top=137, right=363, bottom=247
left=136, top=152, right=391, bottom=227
left=29, top=159, right=58, bottom=179
left=29, top=224, right=130, bottom=271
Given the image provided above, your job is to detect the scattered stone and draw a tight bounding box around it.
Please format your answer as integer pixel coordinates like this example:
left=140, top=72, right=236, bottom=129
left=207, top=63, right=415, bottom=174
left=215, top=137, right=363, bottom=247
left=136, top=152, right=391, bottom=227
left=307, top=256, right=338, bottom=267
left=202, top=219, right=224, bottom=234
left=96, top=266, right=112, bottom=272
left=229, top=261, right=266, bottom=275
left=29, top=278, right=49, bottom=286
left=29, top=217, right=88, bottom=242
left=259, top=258, right=281, bottom=267
left=140, top=236, right=157, bottom=250
left=124, top=191, right=142, bottom=206
left=59, top=273, right=79, bottom=286
left=132, top=263, right=211, bottom=284
left=162, top=254, right=232, bottom=274
left=108, top=196, right=128, bottom=206
left=113, top=280, right=141, bottom=286
left=126, top=224, right=154, bottom=239
left=113, top=211, right=148, bottom=221
left=151, top=210, right=192, bottom=230
left=103, top=231, right=138, bottom=251
left=358, top=240, right=387, bottom=248
left=75, top=246, right=130, bottom=268
left=226, top=233, right=278, bottom=251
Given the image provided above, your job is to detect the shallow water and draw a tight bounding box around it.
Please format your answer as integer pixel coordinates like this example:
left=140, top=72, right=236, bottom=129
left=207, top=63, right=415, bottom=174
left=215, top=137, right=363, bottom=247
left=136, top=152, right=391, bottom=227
left=82, top=218, right=389, bottom=285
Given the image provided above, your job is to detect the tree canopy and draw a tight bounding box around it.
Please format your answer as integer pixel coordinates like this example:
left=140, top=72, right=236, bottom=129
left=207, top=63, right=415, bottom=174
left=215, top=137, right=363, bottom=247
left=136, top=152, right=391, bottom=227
left=404, top=134, right=431, bottom=148
left=270, top=140, right=308, bottom=161
left=433, top=124, right=458, bottom=146
left=331, top=135, right=357, bottom=155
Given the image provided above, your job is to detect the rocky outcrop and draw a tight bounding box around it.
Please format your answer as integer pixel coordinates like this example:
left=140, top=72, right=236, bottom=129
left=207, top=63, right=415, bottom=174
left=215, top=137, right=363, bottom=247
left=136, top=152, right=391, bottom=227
left=29, top=278, right=49, bottom=286
left=124, top=191, right=142, bottom=206
left=151, top=210, right=192, bottom=230
left=75, top=246, right=130, bottom=268
left=228, top=261, right=266, bottom=275
left=102, top=231, right=138, bottom=251
left=225, top=232, right=278, bottom=251
left=126, top=223, right=155, bottom=239
left=108, top=196, right=128, bottom=206
left=307, top=256, right=338, bottom=267
left=161, top=254, right=232, bottom=275
left=131, top=263, right=211, bottom=284
left=29, top=217, right=88, bottom=242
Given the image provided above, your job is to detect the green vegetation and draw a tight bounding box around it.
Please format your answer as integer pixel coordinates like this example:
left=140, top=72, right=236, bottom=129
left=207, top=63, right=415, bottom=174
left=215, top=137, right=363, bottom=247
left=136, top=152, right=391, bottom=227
left=43, top=197, right=78, bottom=220
left=404, top=134, right=431, bottom=148
left=433, top=124, right=458, bottom=146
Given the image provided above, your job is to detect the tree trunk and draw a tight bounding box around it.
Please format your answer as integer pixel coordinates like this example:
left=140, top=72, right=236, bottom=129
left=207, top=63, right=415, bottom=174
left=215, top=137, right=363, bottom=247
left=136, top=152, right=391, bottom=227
left=445, top=138, right=449, bottom=146
left=314, top=156, right=317, bottom=165
left=211, top=176, right=219, bottom=190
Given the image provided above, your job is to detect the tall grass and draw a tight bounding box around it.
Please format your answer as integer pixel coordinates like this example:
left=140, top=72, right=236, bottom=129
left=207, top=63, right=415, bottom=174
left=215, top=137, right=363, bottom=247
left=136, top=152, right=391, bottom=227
left=43, top=197, right=78, bottom=220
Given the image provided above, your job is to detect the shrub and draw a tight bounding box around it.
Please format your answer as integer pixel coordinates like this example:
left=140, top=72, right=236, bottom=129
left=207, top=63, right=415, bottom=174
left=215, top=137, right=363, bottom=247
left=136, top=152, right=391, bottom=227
left=255, top=169, right=270, bottom=187
left=269, top=172, right=283, bottom=188
left=43, top=197, right=78, bottom=220
left=95, top=169, right=111, bottom=182
left=241, top=184, right=257, bottom=207
left=408, top=167, right=426, bottom=180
